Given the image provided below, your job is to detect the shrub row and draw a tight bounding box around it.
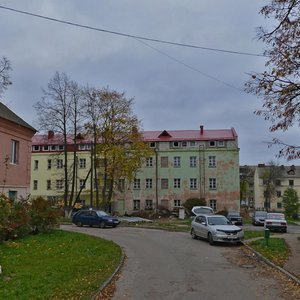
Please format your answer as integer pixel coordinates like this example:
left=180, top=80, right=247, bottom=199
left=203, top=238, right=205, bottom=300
left=0, top=194, right=61, bottom=243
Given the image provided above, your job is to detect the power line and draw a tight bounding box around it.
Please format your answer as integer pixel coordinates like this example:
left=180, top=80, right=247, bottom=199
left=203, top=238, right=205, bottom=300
left=136, top=38, right=243, bottom=92
left=0, top=4, right=266, bottom=58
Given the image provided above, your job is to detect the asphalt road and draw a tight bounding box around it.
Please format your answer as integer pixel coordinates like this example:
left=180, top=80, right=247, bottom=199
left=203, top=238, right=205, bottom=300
left=61, top=225, right=289, bottom=300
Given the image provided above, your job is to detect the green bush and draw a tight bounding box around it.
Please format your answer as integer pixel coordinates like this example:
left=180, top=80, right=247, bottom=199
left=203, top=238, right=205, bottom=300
left=183, top=198, right=206, bottom=215
left=0, top=194, right=60, bottom=243
left=30, top=197, right=60, bottom=233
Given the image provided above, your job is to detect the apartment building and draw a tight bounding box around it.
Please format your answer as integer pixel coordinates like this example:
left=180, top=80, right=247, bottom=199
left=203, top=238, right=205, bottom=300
left=31, top=126, right=240, bottom=214
left=254, top=164, right=300, bottom=211
left=0, top=102, right=36, bottom=200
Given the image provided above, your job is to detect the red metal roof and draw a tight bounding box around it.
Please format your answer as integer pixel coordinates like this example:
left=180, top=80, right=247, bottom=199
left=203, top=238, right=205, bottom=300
left=142, top=128, right=237, bottom=142
left=32, top=128, right=237, bottom=145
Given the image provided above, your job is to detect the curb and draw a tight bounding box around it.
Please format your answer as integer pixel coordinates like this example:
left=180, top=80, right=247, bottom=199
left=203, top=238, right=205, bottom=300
left=243, top=242, right=300, bottom=286
left=91, top=248, right=126, bottom=300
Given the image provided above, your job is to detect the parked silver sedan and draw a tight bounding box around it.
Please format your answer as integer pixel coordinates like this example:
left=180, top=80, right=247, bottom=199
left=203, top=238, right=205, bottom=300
left=191, top=214, right=244, bottom=245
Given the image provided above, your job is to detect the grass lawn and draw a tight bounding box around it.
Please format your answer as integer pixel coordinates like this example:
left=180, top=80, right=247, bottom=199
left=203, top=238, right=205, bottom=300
left=0, top=230, right=122, bottom=300
left=249, top=237, right=290, bottom=267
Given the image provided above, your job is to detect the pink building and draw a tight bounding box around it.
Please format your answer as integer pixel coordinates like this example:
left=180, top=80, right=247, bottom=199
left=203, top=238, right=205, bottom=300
left=0, top=103, right=36, bottom=200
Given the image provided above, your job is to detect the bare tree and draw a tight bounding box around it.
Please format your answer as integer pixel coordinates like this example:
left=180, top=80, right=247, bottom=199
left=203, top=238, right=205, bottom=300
left=245, top=0, right=300, bottom=160
left=34, top=72, right=84, bottom=213
left=0, top=56, right=12, bottom=97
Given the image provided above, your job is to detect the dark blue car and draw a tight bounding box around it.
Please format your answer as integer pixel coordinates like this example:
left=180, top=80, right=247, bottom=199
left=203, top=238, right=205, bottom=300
left=72, top=209, right=120, bottom=228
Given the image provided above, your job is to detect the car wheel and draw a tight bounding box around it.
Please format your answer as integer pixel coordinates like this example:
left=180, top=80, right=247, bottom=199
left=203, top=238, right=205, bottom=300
left=99, top=222, right=105, bottom=228
left=191, top=228, right=198, bottom=239
left=76, top=221, right=83, bottom=227
left=208, top=233, right=214, bottom=245
left=283, top=228, right=287, bottom=233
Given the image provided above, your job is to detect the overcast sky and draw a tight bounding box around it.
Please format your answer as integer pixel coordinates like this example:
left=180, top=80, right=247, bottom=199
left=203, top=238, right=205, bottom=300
left=0, top=0, right=297, bottom=166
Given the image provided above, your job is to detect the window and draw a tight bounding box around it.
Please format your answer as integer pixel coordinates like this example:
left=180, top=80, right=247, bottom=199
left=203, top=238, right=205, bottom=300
left=78, top=144, right=86, bottom=150
left=118, top=179, right=125, bottom=191
left=174, top=199, right=181, bottom=207
left=146, top=157, right=153, bottom=167
left=182, top=141, right=187, bottom=147
left=276, top=191, right=282, bottom=197
left=209, top=199, right=217, bottom=211
left=174, top=156, right=181, bottom=168
left=133, top=179, right=141, bottom=189
left=47, top=180, right=51, bottom=190
left=56, top=180, right=63, bottom=190
left=209, top=141, right=216, bottom=147
left=79, top=158, right=86, bottom=169
left=34, top=160, right=39, bottom=170
left=161, top=178, right=168, bottom=189
left=33, top=180, right=38, bottom=190
left=149, top=142, right=156, bottom=148
left=10, top=140, right=19, bottom=164
left=173, top=141, right=179, bottom=148
left=50, top=145, right=57, bottom=151
left=8, top=191, right=17, bottom=201
left=145, top=178, right=153, bottom=189
left=208, top=156, right=216, bottom=168
left=277, top=202, right=282, bottom=209
left=174, top=178, right=181, bottom=188
left=43, top=145, right=49, bottom=151
left=47, top=159, right=52, bottom=170
left=263, top=179, right=268, bottom=185
left=190, top=141, right=196, bottom=147
left=145, top=199, right=153, bottom=210
left=57, top=159, right=63, bottom=169
left=275, top=180, right=281, bottom=186
left=289, top=180, right=294, bottom=186
left=58, top=145, right=64, bottom=151
left=161, top=156, right=168, bottom=168
left=32, top=145, right=40, bottom=151
left=218, top=140, right=225, bottom=147
left=133, top=199, right=140, bottom=210
left=189, top=156, right=196, bottom=167
left=209, top=178, right=217, bottom=190
left=79, top=179, right=86, bottom=189
left=190, top=178, right=197, bottom=190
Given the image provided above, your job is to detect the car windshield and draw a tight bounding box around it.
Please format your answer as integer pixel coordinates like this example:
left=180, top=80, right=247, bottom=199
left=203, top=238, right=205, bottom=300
left=267, top=213, right=285, bottom=220
left=207, top=216, right=230, bottom=225
left=228, top=212, right=239, bottom=217
left=96, top=211, right=109, bottom=217
left=255, top=211, right=267, bottom=217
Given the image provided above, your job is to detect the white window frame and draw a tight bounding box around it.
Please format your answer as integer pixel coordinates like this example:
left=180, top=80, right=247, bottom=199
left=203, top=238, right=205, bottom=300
left=218, top=140, right=225, bottom=147
left=174, top=178, right=181, bottom=188
left=33, top=180, right=38, bottom=190
left=10, top=140, right=19, bottom=164
left=146, top=157, right=153, bottom=167
left=32, top=145, right=40, bottom=151
left=133, top=199, right=140, bottom=210
left=190, top=156, right=197, bottom=167
left=149, top=142, right=156, bottom=148
left=79, top=158, right=86, bottom=169
left=79, top=179, right=86, bottom=189
left=208, top=156, right=216, bottom=168
left=190, top=178, right=197, bottom=190
left=174, top=199, right=181, bottom=207
left=133, top=179, right=141, bottom=189
left=43, top=145, right=49, bottom=151
left=34, top=160, right=39, bottom=170
left=145, top=178, right=153, bottom=189
left=190, top=141, right=196, bottom=147
left=145, top=199, right=153, bottom=210
left=174, top=156, right=181, bottom=168
left=181, top=141, right=187, bottom=148
left=47, top=180, right=51, bottom=190
left=56, top=180, right=63, bottom=190
left=57, top=159, right=63, bottom=169
left=209, top=199, right=217, bottom=211
left=209, top=141, right=216, bottom=147
left=47, top=159, right=52, bottom=170
left=209, top=178, right=217, bottom=190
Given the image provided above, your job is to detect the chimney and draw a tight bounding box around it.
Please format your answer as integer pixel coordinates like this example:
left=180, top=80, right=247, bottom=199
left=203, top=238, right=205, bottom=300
left=200, top=125, right=204, bottom=135
left=48, top=130, right=54, bottom=139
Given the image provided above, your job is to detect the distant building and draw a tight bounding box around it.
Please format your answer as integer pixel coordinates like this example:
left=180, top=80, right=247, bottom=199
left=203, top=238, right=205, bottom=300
left=0, top=102, right=36, bottom=200
left=31, top=126, right=240, bottom=214
left=254, top=164, right=300, bottom=211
